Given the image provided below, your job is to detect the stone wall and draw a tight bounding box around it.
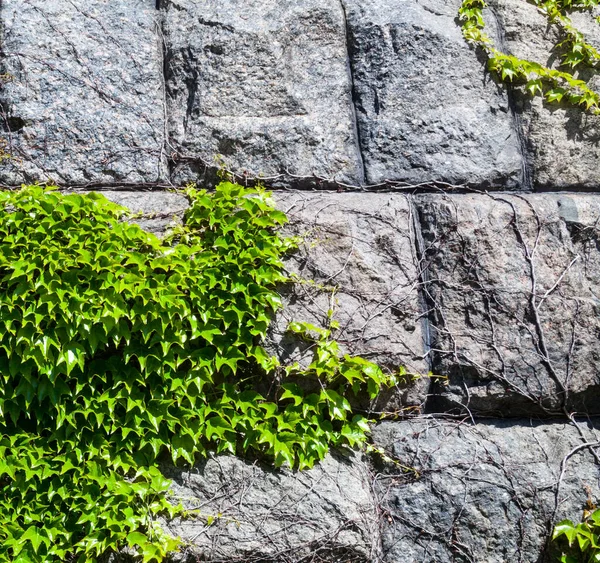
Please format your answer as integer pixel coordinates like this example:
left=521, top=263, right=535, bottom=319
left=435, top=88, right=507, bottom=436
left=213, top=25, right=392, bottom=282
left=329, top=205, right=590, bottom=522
left=1, top=1, right=600, bottom=561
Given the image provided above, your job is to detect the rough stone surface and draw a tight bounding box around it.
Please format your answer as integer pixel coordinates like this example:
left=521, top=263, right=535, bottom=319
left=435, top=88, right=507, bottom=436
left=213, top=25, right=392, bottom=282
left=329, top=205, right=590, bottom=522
left=160, top=453, right=380, bottom=562
left=164, top=0, right=362, bottom=186
left=372, top=419, right=600, bottom=563
left=489, top=0, right=600, bottom=190
left=416, top=193, right=600, bottom=416
left=100, top=191, right=189, bottom=236
left=3, top=0, right=600, bottom=191
left=0, top=0, right=167, bottom=186
left=344, top=0, right=523, bottom=187
left=5, top=2, right=600, bottom=561
left=270, top=192, right=430, bottom=413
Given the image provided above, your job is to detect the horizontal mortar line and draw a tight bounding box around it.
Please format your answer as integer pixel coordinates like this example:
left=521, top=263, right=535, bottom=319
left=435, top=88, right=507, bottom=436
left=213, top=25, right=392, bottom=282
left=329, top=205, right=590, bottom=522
left=1, top=181, right=600, bottom=196
left=1, top=172, right=600, bottom=195
left=379, top=411, right=600, bottom=423
left=0, top=182, right=175, bottom=192
left=0, top=182, right=489, bottom=194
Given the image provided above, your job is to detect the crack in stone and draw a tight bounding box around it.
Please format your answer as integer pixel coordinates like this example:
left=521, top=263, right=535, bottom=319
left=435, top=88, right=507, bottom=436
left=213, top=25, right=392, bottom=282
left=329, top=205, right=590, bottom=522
left=339, top=0, right=367, bottom=187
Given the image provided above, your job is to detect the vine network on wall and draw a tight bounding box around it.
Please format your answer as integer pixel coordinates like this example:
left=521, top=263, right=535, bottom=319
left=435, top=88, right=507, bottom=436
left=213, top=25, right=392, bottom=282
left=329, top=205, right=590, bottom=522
left=0, top=184, right=400, bottom=562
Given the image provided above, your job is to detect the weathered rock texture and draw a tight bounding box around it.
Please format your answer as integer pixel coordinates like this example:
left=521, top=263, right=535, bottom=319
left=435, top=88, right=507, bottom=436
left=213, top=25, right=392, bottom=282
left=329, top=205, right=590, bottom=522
left=3, top=1, right=600, bottom=562
left=0, top=0, right=167, bottom=186
left=164, top=0, right=362, bottom=186
left=270, top=192, right=429, bottom=411
left=488, top=0, right=600, bottom=190
left=372, top=419, right=600, bottom=563
left=417, top=193, right=600, bottom=416
left=344, top=0, right=523, bottom=187
left=161, top=453, right=380, bottom=562
left=2, top=0, right=600, bottom=192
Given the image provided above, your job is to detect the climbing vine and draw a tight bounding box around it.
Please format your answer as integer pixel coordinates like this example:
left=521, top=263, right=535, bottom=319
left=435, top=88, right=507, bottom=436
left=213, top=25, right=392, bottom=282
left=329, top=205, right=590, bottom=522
left=459, top=0, right=600, bottom=112
left=458, top=2, right=600, bottom=558
left=552, top=508, right=600, bottom=562
left=0, top=183, right=400, bottom=562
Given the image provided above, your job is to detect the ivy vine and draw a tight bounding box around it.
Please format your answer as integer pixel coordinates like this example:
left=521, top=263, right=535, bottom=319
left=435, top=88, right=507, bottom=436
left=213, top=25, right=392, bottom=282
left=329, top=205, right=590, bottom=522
left=459, top=0, right=600, bottom=112
left=552, top=508, right=600, bottom=562
left=0, top=183, right=400, bottom=562
left=458, top=2, right=600, bottom=558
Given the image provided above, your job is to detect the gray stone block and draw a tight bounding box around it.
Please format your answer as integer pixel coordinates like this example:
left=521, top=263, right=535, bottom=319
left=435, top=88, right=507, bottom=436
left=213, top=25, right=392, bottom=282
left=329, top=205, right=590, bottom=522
left=416, top=193, right=600, bottom=416
left=270, top=192, right=430, bottom=413
left=489, top=0, right=600, bottom=190
left=0, top=0, right=167, bottom=186
left=344, top=0, right=523, bottom=188
left=164, top=0, right=362, bottom=186
left=160, top=453, right=379, bottom=562
left=373, top=419, right=600, bottom=563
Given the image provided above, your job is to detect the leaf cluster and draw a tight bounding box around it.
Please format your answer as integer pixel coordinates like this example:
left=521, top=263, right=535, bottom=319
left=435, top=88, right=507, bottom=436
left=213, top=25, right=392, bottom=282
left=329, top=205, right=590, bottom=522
left=458, top=0, right=600, bottom=113
left=0, top=183, right=400, bottom=562
left=552, top=509, right=600, bottom=562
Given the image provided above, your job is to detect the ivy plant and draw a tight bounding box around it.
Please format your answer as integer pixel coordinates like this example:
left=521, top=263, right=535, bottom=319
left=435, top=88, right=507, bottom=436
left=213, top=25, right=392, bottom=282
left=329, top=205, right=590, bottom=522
left=459, top=0, right=600, bottom=113
left=0, top=183, right=400, bottom=562
left=552, top=508, right=600, bottom=561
